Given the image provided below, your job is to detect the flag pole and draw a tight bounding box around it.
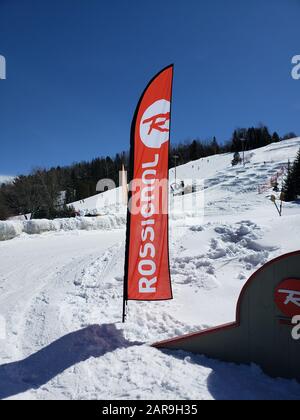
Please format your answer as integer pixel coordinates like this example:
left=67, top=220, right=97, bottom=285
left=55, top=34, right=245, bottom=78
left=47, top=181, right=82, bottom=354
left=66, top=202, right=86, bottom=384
left=122, top=299, right=127, bottom=323
left=122, top=65, right=174, bottom=322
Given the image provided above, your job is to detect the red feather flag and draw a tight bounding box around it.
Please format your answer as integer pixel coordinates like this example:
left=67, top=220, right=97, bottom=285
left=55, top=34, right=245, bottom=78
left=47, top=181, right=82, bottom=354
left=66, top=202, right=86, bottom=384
left=123, top=65, right=174, bottom=321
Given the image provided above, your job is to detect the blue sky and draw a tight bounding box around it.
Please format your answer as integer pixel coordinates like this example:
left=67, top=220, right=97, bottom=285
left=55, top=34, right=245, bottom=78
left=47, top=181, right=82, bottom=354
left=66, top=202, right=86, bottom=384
left=0, top=0, right=299, bottom=175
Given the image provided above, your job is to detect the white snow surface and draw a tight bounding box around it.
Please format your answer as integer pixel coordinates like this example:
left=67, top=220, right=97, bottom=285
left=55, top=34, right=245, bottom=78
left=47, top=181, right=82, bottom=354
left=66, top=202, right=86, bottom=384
left=0, top=175, right=14, bottom=185
left=0, top=138, right=300, bottom=400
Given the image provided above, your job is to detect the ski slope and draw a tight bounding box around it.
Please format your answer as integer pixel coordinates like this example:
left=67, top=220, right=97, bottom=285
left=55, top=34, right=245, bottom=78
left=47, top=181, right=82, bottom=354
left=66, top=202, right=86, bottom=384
left=69, top=137, right=300, bottom=220
left=0, top=138, right=300, bottom=400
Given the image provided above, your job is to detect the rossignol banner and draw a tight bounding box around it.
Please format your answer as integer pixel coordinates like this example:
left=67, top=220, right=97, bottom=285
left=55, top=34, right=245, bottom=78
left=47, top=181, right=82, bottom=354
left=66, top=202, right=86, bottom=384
left=123, top=65, right=174, bottom=321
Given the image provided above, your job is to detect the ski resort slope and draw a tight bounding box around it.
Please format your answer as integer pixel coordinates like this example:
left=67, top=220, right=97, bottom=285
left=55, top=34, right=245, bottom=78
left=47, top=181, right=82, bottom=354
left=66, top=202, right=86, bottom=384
left=1, top=138, right=300, bottom=400
left=70, top=137, right=300, bottom=220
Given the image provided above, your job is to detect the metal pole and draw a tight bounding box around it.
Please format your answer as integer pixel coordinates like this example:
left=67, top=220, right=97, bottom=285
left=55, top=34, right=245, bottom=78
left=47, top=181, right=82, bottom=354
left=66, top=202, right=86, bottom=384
left=241, top=138, right=246, bottom=166
left=173, top=155, right=179, bottom=185
left=122, top=299, right=127, bottom=323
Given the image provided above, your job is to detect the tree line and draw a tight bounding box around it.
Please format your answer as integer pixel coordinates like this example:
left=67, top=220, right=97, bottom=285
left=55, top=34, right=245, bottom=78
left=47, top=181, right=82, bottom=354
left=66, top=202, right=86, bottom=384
left=0, top=126, right=297, bottom=220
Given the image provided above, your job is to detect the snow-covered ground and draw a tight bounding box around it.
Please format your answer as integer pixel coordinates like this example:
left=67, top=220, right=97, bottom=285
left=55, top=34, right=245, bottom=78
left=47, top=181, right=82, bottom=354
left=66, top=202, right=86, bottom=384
left=1, top=138, right=300, bottom=400
left=0, top=175, right=14, bottom=184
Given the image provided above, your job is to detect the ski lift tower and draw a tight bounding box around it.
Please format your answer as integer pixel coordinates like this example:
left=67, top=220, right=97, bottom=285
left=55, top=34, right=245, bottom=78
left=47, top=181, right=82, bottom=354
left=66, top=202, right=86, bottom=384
left=173, top=155, right=180, bottom=185
left=241, top=138, right=246, bottom=166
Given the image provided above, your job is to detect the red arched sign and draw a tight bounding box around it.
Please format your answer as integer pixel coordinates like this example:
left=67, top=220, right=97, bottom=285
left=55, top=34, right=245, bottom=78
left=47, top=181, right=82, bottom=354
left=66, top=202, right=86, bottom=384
left=153, top=252, right=300, bottom=381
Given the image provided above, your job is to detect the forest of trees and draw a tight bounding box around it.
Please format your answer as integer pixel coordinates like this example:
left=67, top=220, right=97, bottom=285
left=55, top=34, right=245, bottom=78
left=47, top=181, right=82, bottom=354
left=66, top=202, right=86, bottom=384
left=0, top=126, right=297, bottom=220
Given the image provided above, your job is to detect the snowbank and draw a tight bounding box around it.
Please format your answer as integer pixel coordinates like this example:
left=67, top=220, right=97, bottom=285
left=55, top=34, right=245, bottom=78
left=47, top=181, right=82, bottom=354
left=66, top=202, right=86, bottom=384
left=0, top=220, right=24, bottom=240
left=0, top=215, right=126, bottom=241
left=0, top=175, right=14, bottom=185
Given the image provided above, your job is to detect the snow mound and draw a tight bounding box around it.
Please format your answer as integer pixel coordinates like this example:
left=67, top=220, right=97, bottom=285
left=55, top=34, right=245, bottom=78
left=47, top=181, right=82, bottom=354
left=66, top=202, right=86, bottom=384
left=211, top=221, right=279, bottom=270
left=0, top=220, right=23, bottom=240
left=0, top=175, right=14, bottom=185
left=0, top=215, right=126, bottom=241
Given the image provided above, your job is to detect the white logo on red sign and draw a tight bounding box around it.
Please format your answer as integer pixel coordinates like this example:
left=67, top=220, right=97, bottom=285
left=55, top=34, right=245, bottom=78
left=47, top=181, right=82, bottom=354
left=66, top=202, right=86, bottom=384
left=279, top=289, right=300, bottom=307
left=140, top=100, right=171, bottom=149
left=275, top=279, right=300, bottom=318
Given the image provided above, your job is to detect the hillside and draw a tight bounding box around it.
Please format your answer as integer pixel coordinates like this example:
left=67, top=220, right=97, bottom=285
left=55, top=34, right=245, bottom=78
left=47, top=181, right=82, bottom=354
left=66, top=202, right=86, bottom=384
left=70, top=137, right=300, bottom=220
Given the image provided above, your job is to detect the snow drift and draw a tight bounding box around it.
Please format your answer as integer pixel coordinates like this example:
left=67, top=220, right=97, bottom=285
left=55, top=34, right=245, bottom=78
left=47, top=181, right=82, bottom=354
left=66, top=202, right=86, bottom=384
left=0, top=215, right=126, bottom=241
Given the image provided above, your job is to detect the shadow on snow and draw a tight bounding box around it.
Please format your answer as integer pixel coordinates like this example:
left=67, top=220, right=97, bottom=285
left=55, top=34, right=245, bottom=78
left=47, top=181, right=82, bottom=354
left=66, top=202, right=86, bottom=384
left=159, top=349, right=300, bottom=401
left=0, top=324, right=139, bottom=400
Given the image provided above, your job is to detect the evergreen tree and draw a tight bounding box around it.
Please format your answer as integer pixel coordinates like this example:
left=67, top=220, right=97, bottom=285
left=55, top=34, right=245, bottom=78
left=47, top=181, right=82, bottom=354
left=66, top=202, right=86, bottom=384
left=0, top=189, right=11, bottom=220
left=282, top=132, right=297, bottom=141
left=232, top=151, right=242, bottom=166
left=283, top=149, right=300, bottom=201
left=189, top=140, right=199, bottom=161
left=231, top=130, right=242, bottom=152
left=272, top=132, right=280, bottom=143
left=261, top=126, right=272, bottom=146
left=211, top=136, right=220, bottom=154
